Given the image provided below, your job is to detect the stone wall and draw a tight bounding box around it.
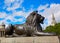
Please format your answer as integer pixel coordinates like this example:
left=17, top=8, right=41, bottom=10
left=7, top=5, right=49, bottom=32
left=0, top=36, right=59, bottom=43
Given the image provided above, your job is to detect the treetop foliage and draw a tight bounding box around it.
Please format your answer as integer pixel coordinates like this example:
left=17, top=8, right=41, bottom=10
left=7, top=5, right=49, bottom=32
left=44, top=23, right=60, bottom=35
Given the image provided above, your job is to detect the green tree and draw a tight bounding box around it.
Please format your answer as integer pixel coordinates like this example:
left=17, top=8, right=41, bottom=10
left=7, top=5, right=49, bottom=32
left=44, top=23, right=60, bottom=35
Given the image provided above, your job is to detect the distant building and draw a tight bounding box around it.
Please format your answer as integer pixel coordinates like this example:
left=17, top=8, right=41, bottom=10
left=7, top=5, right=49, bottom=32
left=51, top=13, right=56, bottom=26
left=0, top=22, right=5, bottom=37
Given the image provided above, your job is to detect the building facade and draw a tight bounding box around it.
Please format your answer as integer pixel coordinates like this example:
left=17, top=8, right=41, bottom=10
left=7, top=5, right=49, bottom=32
left=0, top=23, right=5, bottom=37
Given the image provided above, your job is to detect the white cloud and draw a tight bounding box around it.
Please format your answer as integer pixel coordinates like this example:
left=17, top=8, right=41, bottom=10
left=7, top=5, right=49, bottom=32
left=0, top=0, right=24, bottom=24
left=37, top=4, right=60, bottom=29
left=37, top=4, right=48, bottom=11
left=0, top=12, right=7, bottom=18
left=4, top=0, right=15, bottom=6
left=7, top=3, right=20, bottom=11
left=0, top=12, right=13, bottom=24
left=1, top=0, right=60, bottom=30
left=5, top=0, right=24, bottom=11
left=1, top=0, right=34, bottom=25
left=13, top=10, right=33, bottom=18
left=0, top=8, right=34, bottom=25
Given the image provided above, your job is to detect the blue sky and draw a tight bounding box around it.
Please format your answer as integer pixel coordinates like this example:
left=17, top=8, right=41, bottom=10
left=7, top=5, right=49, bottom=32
left=0, top=0, right=60, bottom=29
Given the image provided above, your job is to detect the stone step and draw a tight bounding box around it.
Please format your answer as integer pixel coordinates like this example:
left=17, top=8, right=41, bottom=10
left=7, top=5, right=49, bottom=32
left=0, top=36, right=59, bottom=43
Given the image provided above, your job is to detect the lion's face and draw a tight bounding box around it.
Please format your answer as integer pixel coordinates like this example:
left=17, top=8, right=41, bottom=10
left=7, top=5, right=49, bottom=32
left=41, top=17, right=45, bottom=24
left=37, top=14, right=45, bottom=24
left=40, top=16, right=45, bottom=24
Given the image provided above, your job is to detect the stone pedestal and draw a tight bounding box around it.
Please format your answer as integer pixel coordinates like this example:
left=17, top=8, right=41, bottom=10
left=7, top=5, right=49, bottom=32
left=0, top=36, right=59, bottom=43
